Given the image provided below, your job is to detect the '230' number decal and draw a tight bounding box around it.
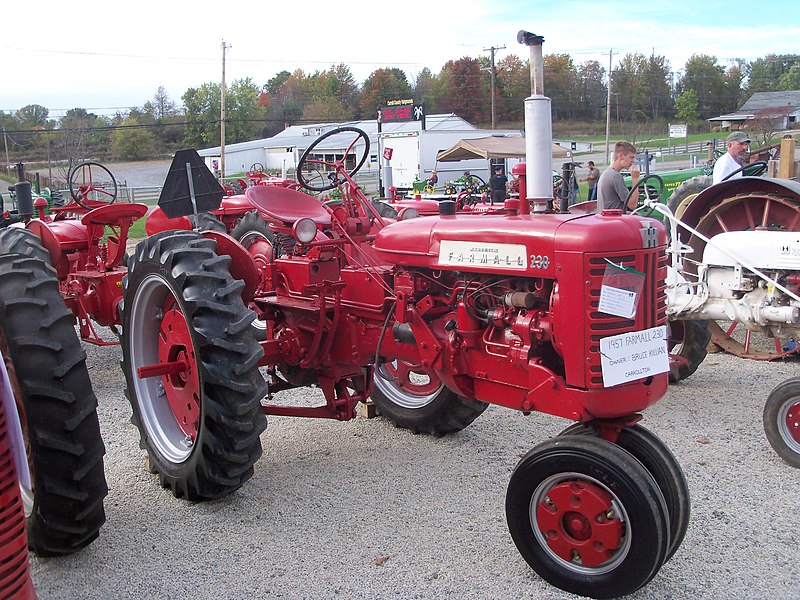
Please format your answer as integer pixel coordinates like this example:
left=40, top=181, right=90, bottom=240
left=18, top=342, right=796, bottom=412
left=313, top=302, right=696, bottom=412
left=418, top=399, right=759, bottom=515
left=530, top=255, right=550, bottom=269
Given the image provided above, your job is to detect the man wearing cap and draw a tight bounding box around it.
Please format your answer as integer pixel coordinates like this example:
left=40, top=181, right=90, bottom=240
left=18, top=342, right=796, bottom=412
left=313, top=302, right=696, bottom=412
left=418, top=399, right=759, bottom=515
left=489, top=165, right=508, bottom=204
left=713, top=131, right=751, bottom=184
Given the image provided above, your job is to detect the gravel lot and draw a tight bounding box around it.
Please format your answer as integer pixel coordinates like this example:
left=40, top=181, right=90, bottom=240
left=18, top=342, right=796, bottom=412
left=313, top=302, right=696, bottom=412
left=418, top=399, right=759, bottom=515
left=29, top=342, right=800, bottom=600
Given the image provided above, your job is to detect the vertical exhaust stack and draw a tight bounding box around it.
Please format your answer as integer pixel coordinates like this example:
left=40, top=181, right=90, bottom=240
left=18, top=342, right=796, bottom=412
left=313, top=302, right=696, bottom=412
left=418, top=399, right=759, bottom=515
left=518, top=31, right=553, bottom=214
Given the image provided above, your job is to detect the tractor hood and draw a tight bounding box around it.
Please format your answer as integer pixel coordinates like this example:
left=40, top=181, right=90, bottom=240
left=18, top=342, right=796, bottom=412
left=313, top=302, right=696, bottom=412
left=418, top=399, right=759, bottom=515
left=373, top=211, right=665, bottom=276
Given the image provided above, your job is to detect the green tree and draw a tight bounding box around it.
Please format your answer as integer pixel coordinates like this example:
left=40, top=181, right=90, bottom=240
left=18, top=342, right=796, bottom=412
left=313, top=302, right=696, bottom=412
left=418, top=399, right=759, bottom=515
left=438, top=57, right=490, bottom=124
left=576, top=60, right=606, bottom=121
left=643, top=54, right=673, bottom=120
left=677, top=54, right=728, bottom=120
left=746, top=54, right=800, bottom=97
left=263, top=69, right=311, bottom=136
left=777, top=64, right=800, bottom=91
left=723, top=60, right=746, bottom=113
left=225, top=77, right=263, bottom=143
left=56, top=108, right=111, bottom=164
left=544, top=53, right=579, bottom=120
left=182, top=83, right=220, bottom=147
left=496, top=54, right=530, bottom=124
left=111, top=117, right=157, bottom=160
left=674, top=89, right=700, bottom=123
left=413, top=68, right=440, bottom=115
left=359, top=68, right=413, bottom=119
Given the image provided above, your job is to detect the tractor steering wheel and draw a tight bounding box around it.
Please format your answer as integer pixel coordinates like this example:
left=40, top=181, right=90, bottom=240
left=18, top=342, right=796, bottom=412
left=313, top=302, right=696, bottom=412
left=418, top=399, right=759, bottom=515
left=249, top=162, right=265, bottom=173
left=296, top=126, right=370, bottom=192
left=721, top=160, right=769, bottom=182
left=68, top=161, right=118, bottom=209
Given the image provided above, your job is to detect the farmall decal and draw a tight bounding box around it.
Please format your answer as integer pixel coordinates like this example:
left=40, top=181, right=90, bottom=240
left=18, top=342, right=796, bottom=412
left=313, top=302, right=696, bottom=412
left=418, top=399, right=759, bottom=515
left=438, top=240, right=527, bottom=270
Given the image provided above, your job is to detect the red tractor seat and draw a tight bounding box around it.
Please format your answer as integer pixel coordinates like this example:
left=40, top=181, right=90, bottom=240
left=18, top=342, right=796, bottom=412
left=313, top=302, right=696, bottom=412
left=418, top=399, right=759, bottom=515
left=246, top=186, right=331, bottom=228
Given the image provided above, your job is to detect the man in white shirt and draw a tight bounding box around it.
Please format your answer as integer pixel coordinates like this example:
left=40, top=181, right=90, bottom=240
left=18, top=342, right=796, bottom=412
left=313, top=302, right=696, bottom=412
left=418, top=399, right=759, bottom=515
left=712, top=131, right=751, bottom=184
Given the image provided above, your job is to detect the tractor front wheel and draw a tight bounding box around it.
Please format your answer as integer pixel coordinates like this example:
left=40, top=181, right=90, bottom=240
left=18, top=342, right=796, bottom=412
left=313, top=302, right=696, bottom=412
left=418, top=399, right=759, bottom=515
left=763, top=378, right=800, bottom=468
left=506, top=435, right=669, bottom=599
left=371, top=360, right=487, bottom=436
left=558, top=423, right=689, bottom=561
left=121, top=230, right=267, bottom=500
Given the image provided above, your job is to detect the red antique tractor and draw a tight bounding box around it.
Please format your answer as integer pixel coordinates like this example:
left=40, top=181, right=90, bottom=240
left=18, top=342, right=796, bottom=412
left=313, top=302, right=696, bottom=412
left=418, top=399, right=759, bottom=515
left=118, top=109, right=688, bottom=596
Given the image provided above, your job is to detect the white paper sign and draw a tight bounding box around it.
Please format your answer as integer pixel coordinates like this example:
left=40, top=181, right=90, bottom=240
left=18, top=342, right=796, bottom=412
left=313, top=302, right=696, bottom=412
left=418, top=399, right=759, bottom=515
left=599, top=285, right=637, bottom=319
left=600, top=325, right=669, bottom=387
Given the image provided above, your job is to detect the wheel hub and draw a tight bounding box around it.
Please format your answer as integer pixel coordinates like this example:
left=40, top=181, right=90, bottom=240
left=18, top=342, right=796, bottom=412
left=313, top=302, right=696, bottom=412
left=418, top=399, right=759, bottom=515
left=158, top=306, right=199, bottom=440
left=536, top=480, right=624, bottom=567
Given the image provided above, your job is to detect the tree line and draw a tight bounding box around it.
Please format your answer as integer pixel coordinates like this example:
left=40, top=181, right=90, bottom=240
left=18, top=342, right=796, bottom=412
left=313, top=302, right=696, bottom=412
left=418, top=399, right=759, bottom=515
left=3, top=51, right=799, bottom=167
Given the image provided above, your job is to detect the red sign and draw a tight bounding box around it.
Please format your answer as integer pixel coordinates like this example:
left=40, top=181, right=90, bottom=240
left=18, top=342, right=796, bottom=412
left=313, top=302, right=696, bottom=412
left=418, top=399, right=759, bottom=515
left=383, top=148, right=393, bottom=161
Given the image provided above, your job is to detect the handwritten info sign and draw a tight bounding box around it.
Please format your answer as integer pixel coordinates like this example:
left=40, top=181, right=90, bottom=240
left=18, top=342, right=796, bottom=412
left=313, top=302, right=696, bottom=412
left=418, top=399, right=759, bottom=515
left=599, top=325, right=669, bottom=387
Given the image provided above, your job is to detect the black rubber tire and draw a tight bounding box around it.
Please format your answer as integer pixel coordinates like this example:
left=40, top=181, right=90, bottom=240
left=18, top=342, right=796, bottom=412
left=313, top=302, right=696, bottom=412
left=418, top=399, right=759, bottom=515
left=0, top=230, right=107, bottom=556
left=559, top=423, right=690, bottom=561
left=371, top=362, right=488, bottom=436
left=371, top=200, right=398, bottom=219
left=188, top=211, right=226, bottom=233
left=0, top=228, right=50, bottom=263
left=668, top=319, right=711, bottom=383
left=763, top=378, right=800, bottom=468
left=231, top=210, right=274, bottom=247
left=666, top=175, right=712, bottom=218
left=231, top=210, right=275, bottom=341
left=506, top=435, right=669, bottom=599
left=121, top=230, right=268, bottom=500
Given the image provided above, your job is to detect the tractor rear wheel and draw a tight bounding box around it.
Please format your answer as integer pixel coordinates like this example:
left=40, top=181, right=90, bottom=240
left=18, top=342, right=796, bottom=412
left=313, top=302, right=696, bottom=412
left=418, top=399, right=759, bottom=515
left=371, top=361, right=487, bottom=436
left=121, top=230, right=267, bottom=500
left=558, top=423, right=689, bottom=561
left=0, top=230, right=107, bottom=556
left=763, top=378, right=800, bottom=468
left=684, top=191, right=800, bottom=360
left=506, top=435, right=669, bottom=599
left=666, top=175, right=711, bottom=219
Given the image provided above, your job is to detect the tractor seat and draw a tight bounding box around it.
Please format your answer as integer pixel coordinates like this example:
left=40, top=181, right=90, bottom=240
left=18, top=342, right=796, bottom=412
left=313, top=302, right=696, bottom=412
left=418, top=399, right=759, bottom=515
left=246, top=186, right=331, bottom=228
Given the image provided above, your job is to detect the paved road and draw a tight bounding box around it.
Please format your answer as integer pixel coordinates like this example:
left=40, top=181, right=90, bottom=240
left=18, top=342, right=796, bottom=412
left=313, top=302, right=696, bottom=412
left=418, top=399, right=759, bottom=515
left=28, top=342, right=800, bottom=599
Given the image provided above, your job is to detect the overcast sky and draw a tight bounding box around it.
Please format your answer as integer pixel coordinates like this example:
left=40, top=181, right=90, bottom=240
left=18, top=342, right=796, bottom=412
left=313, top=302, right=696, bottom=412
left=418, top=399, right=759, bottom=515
left=3, top=0, right=798, bottom=119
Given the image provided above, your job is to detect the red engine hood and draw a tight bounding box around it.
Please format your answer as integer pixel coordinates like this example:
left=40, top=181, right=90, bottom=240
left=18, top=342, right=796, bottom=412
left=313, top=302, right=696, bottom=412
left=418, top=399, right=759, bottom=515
left=373, top=212, right=664, bottom=275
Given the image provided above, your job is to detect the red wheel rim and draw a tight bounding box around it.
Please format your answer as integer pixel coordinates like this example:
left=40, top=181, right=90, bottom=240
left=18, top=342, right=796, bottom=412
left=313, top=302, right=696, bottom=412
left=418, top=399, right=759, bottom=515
left=158, top=299, right=200, bottom=440
left=536, top=480, right=624, bottom=568
left=380, top=360, right=441, bottom=396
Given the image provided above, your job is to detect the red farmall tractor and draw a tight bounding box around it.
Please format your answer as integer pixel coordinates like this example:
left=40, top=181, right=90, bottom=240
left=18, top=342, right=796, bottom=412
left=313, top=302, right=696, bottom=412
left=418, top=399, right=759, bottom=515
left=118, top=37, right=688, bottom=595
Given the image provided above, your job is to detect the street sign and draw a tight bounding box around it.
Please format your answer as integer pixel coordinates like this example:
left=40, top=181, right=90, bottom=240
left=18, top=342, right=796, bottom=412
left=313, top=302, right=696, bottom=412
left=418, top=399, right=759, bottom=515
left=669, top=124, right=687, bottom=138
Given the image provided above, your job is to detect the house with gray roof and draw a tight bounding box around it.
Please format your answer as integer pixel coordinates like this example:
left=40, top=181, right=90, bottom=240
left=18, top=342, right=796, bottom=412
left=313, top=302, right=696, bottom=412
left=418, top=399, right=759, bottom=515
left=709, top=90, right=800, bottom=130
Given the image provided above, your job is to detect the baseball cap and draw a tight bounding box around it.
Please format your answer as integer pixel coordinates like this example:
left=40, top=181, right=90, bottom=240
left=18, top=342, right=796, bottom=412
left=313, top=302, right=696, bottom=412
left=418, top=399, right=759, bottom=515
left=727, top=131, right=751, bottom=143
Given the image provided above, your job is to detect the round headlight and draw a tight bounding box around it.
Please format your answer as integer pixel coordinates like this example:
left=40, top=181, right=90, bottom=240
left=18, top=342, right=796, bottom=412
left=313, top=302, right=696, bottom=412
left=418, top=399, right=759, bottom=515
left=399, top=207, right=419, bottom=220
left=293, top=218, right=318, bottom=244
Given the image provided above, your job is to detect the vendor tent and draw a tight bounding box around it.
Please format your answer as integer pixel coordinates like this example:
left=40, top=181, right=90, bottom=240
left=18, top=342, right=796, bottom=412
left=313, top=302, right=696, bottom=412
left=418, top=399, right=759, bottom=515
left=436, top=136, right=570, bottom=162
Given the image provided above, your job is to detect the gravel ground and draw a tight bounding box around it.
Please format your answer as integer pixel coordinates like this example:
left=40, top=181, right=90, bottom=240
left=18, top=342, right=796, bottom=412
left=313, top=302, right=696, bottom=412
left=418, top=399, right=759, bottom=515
left=28, top=343, right=800, bottom=600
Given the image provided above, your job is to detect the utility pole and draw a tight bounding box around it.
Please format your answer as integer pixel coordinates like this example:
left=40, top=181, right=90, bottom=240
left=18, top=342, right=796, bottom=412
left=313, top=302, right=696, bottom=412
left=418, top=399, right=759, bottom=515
left=220, top=40, right=230, bottom=180
left=604, top=48, right=617, bottom=166
left=484, top=44, right=505, bottom=129
left=2, top=126, right=9, bottom=172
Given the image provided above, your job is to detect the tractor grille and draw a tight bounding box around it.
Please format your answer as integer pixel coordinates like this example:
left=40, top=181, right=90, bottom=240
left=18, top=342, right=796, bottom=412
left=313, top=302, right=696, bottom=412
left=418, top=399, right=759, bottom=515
left=585, top=247, right=668, bottom=387
left=0, top=400, right=36, bottom=600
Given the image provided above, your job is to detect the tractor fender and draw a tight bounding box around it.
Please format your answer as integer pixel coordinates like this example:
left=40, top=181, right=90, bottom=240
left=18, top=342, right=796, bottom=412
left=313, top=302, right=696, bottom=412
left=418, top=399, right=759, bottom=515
left=202, top=230, right=261, bottom=303
left=680, top=176, right=800, bottom=232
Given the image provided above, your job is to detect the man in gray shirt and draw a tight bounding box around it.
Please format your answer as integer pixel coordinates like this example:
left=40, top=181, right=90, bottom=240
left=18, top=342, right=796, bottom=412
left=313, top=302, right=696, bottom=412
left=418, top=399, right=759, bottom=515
left=597, top=141, right=640, bottom=212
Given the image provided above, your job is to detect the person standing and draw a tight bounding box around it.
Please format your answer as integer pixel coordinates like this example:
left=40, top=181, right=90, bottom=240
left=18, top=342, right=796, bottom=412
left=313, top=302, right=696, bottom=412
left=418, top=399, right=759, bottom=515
left=580, top=160, right=600, bottom=202
left=597, top=141, right=639, bottom=212
left=713, top=131, right=751, bottom=184
left=489, top=165, right=508, bottom=204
